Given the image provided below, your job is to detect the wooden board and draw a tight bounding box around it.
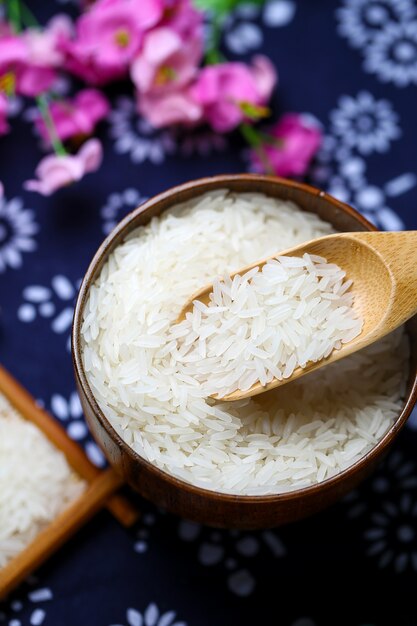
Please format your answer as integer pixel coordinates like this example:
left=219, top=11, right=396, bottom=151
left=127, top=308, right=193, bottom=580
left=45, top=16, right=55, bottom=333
left=0, top=364, right=140, bottom=598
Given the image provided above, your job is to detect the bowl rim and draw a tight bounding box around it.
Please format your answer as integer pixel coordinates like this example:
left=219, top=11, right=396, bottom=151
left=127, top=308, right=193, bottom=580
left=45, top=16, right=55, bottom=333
left=72, top=173, right=417, bottom=503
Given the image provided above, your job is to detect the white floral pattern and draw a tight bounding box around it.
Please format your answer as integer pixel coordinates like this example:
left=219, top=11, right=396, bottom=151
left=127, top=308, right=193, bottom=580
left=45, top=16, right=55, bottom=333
left=109, top=96, right=227, bottom=164
left=109, top=97, right=176, bottom=164
left=325, top=164, right=410, bottom=231
left=365, top=494, right=417, bottom=572
left=133, top=512, right=156, bottom=555
left=363, top=21, right=417, bottom=86
left=224, top=0, right=296, bottom=54
left=310, top=92, right=416, bottom=231
left=7, top=95, right=24, bottom=119
left=176, top=128, right=228, bottom=158
left=0, top=0, right=416, bottom=621
left=101, top=188, right=147, bottom=235
left=17, top=275, right=81, bottom=351
left=330, top=92, right=401, bottom=155
left=110, top=603, right=187, bottom=626
left=336, top=0, right=416, bottom=48
left=345, top=451, right=417, bottom=519
left=48, top=390, right=106, bottom=467
left=0, top=580, right=53, bottom=626
left=0, top=195, right=38, bottom=273
left=337, top=0, right=417, bottom=88
left=178, top=520, right=285, bottom=597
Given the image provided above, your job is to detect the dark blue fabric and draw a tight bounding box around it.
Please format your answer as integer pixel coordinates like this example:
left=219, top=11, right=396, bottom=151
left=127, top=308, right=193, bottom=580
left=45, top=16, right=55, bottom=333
left=1, top=1, right=417, bottom=624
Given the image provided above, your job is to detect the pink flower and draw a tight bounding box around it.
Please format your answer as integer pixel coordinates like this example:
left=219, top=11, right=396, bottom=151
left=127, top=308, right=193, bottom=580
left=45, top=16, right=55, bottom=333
left=251, top=114, right=322, bottom=177
left=131, top=26, right=202, bottom=95
left=0, top=21, right=12, bottom=37
left=131, top=0, right=164, bottom=30
left=191, top=56, right=277, bottom=132
left=162, top=0, right=203, bottom=38
left=63, top=0, right=163, bottom=85
left=24, top=138, right=103, bottom=196
left=36, top=89, right=110, bottom=144
left=250, top=56, right=277, bottom=102
left=131, top=16, right=203, bottom=129
left=0, top=34, right=56, bottom=97
left=16, top=65, right=56, bottom=98
left=0, top=93, right=9, bottom=135
left=24, top=15, right=73, bottom=67
left=138, top=88, right=202, bottom=127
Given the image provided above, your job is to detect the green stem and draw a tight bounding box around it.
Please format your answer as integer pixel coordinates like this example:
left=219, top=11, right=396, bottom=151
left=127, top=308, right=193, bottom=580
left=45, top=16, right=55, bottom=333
left=205, top=12, right=225, bottom=65
left=5, top=1, right=64, bottom=155
left=7, top=0, right=21, bottom=32
left=20, top=2, right=38, bottom=27
left=240, top=123, right=262, bottom=148
left=240, top=123, right=275, bottom=176
left=36, top=96, right=67, bottom=157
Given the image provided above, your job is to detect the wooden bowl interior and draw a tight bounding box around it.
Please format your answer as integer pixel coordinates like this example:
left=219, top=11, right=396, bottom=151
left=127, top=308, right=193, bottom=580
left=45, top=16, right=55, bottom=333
left=72, top=175, right=417, bottom=528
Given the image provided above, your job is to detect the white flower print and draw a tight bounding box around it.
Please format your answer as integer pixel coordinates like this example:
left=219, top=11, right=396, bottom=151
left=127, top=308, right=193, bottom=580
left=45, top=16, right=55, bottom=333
left=363, top=21, right=417, bottom=87
left=48, top=391, right=106, bottom=467
left=320, top=157, right=408, bottom=230
left=101, top=188, right=148, bottom=235
left=17, top=275, right=81, bottom=351
left=133, top=512, right=157, bottom=555
left=312, top=139, right=414, bottom=231
left=336, top=0, right=416, bottom=49
left=110, top=603, right=187, bottom=626
left=0, top=578, right=53, bottom=626
left=178, top=520, right=285, bottom=597
left=330, top=92, right=401, bottom=155
left=0, top=195, right=38, bottom=273
left=372, top=451, right=417, bottom=494
left=365, top=494, right=417, bottom=572
left=6, top=95, right=24, bottom=119
left=263, top=0, right=296, bottom=27
left=331, top=175, right=408, bottom=231
left=225, top=22, right=263, bottom=55
left=329, top=171, right=410, bottom=231
left=310, top=96, right=415, bottom=232
left=224, top=4, right=263, bottom=55
left=109, top=97, right=176, bottom=165
left=223, top=1, right=296, bottom=54
left=176, top=128, right=228, bottom=158
left=344, top=450, right=417, bottom=519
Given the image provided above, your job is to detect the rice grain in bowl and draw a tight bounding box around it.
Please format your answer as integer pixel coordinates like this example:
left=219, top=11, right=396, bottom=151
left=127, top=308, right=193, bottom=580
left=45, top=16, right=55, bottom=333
left=72, top=175, right=417, bottom=528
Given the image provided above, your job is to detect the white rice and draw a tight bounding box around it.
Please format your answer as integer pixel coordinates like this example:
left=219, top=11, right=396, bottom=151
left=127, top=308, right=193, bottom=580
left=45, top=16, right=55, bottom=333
left=81, top=190, right=409, bottom=495
left=174, top=254, right=363, bottom=397
left=0, top=393, right=86, bottom=569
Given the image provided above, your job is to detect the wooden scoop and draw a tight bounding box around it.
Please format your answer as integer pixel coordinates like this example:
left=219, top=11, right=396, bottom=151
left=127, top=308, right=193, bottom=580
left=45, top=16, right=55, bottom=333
left=176, top=231, right=417, bottom=401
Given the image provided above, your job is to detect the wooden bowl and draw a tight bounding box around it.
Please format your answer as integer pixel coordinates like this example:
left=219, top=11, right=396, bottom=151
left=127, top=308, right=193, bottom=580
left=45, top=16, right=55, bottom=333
left=72, top=175, right=417, bottom=529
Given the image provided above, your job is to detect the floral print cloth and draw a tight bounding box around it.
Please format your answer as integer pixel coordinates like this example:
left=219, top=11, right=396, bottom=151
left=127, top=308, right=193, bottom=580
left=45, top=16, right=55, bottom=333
left=0, top=1, right=417, bottom=625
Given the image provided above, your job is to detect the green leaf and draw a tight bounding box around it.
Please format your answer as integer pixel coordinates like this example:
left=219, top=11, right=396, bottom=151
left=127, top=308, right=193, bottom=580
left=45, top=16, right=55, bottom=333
left=0, top=72, right=16, bottom=97
left=7, top=0, right=21, bottom=32
left=193, top=0, right=233, bottom=12
left=20, top=2, right=38, bottom=27
left=193, top=0, right=265, bottom=18
left=238, top=101, right=271, bottom=121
